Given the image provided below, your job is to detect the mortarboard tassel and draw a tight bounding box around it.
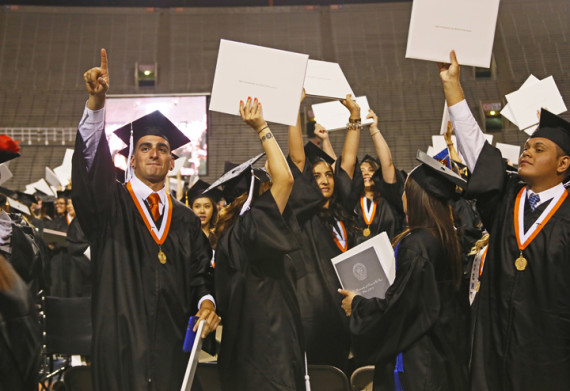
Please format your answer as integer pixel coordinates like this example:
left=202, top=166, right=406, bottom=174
left=239, top=167, right=255, bottom=216
left=125, top=122, right=134, bottom=183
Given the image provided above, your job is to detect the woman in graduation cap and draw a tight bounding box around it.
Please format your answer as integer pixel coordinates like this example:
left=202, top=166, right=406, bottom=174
left=354, top=109, right=406, bottom=244
left=287, top=92, right=363, bottom=372
left=187, top=179, right=220, bottom=248
left=339, top=152, right=470, bottom=391
left=213, top=97, right=306, bottom=391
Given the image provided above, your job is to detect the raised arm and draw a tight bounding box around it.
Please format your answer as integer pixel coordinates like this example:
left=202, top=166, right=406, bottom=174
left=240, top=97, right=293, bottom=214
left=443, top=121, right=462, bottom=164
left=84, top=48, right=109, bottom=111
left=367, top=109, right=396, bottom=184
left=288, top=89, right=306, bottom=172
left=438, top=50, right=485, bottom=172
left=314, top=123, right=338, bottom=162
left=340, top=94, right=361, bottom=179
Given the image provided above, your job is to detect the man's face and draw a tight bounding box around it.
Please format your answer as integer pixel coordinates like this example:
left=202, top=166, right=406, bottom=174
left=518, top=137, right=566, bottom=184
left=55, top=197, right=67, bottom=215
left=131, top=135, right=174, bottom=185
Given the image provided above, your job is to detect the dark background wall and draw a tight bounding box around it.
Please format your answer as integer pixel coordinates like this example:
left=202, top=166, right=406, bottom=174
left=0, top=0, right=568, bottom=189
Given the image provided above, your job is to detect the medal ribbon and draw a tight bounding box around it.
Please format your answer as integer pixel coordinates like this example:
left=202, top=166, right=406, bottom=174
left=127, top=181, right=172, bottom=245
left=514, top=186, right=567, bottom=250
left=332, top=220, right=348, bottom=252
left=360, top=196, right=377, bottom=226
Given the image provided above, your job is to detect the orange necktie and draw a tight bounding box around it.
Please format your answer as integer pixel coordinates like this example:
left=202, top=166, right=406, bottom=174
left=147, top=193, right=161, bottom=222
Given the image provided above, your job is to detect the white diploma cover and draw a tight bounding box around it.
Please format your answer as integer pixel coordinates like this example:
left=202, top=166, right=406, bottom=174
left=331, top=232, right=395, bottom=299
left=495, top=142, right=521, bottom=165
left=405, top=0, right=500, bottom=68
left=312, top=96, right=374, bottom=132
left=209, top=39, right=309, bottom=126
left=304, top=60, right=354, bottom=99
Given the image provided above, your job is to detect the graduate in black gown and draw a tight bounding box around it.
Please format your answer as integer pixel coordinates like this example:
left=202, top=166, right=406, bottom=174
left=340, top=152, right=470, bottom=391
left=72, top=49, right=220, bottom=391
left=287, top=92, right=363, bottom=371
left=213, top=97, right=305, bottom=391
left=440, top=50, right=570, bottom=390
left=354, top=109, right=405, bottom=244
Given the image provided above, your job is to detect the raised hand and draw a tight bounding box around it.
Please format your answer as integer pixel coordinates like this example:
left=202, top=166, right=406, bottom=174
left=437, top=50, right=464, bottom=107
left=367, top=109, right=379, bottom=130
left=313, top=123, right=329, bottom=141
left=84, top=49, right=109, bottom=110
left=239, top=97, right=267, bottom=133
left=437, top=50, right=460, bottom=84
left=340, top=94, right=361, bottom=121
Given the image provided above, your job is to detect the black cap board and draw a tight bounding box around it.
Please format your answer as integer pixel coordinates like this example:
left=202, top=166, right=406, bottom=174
left=113, top=110, right=190, bottom=158
left=304, top=141, right=335, bottom=166
left=530, top=109, right=570, bottom=156
left=187, top=179, right=222, bottom=205
left=409, top=150, right=467, bottom=200
left=205, top=153, right=265, bottom=203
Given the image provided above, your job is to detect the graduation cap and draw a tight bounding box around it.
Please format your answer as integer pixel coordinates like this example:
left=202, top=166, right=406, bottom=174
left=56, top=189, right=72, bottom=199
left=530, top=109, right=570, bottom=156
left=433, top=148, right=452, bottom=169
left=113, top=111, right=190, bottom=181
left=0, top=135, right=21, bottom=164
left=205, top=153, right=265, bottom=212
left=187, top=179, right=222, bottom=205
left=14, top=191, right=37, bottom=207
left=304, top=142, right=335, bottom=166
left=34, top=190, right=56, bottom=203
left=409, top=150, right=467, bottom=200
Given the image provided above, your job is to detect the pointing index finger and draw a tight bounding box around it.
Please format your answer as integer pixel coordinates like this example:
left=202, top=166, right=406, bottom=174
left=100, top=48, right=108, bottom=71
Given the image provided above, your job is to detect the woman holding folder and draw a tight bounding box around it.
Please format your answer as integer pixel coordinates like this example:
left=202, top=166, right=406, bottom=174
left=339, top=154, right=469, bottom=391
left=287, top=92, right=363, bottom=372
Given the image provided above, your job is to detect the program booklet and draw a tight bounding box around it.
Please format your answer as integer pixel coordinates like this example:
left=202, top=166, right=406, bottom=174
left=331, top=232, right=395, bottom=299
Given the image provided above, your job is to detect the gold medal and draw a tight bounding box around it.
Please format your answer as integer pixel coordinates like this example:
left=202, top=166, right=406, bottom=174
left=476, top=281, right=481, bottom=292
left=363, top=227, right=371, bottom=237
left=158, top=250, right=167, bottom=264
left=515, top=254, right=527, bottom=271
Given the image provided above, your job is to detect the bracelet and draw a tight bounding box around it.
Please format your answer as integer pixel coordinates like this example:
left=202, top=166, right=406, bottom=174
left=370, top=130, right=380, bottom=137
left=349, top=118, right=361, bottom=124
left=347, top=122, right=362, bottom=130
left=257, top=125, right=269, bottom=134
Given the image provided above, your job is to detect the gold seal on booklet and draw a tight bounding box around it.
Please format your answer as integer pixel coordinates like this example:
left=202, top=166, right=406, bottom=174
left=515, top=254, right=527, bottom=271
left=158, top=250, right=167, bottom=264
left=363, top=227, right=371, bottom=237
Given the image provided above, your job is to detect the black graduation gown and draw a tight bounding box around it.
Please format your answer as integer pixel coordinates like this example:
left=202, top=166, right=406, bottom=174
left=72, top=130, right=213, bottom=391
left=214, top=191, right=304, bottom=391
left=355, top=168, right=406, bottom=244
left=0, top=257, right=41, bottom=391
left=467, top=142, right=570, bottom=390
left=45, top=215, right=69, bottom=233
left=350, top=229, right=469, bottom=391
left=286, top=156, right=362, bottom=371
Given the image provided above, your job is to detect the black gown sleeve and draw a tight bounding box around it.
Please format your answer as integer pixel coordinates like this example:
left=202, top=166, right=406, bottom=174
left=349, top=233, right=441, bottom=364
left=71, top=129, right=118, bottom=242
left=372, top=165, right=405, bottom=215
left=464, top=141, right=521, bottom=233
left=334, top=155, right=364, bottom=213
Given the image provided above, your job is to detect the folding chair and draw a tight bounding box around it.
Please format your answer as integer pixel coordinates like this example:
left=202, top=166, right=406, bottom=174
left=195, top=361, right=222, bottom=391
left=308, top=364, right=351, bottom=391
left=350, top=365, right=375, bottom=391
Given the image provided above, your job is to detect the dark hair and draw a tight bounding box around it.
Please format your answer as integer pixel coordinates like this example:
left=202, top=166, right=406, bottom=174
left=191, top=196, right=218, bottom=230
left=393, top=176, right=462, bottom=290
left=211, top=181, right=265, bottom=249
left=312, top=161, right=360, bottom=237
left=360, top=159, right=384, bottom=204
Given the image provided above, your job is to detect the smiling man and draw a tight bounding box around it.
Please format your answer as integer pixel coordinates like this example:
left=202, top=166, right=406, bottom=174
left=72, top=49, right=220, bottom=391
left=439, top=51, right=570, bottom=390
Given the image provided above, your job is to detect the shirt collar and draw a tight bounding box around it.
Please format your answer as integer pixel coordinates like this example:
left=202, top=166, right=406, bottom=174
left=130, top=174, right=167, bottom=206
left=527, top=182, right=565, bottom=208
